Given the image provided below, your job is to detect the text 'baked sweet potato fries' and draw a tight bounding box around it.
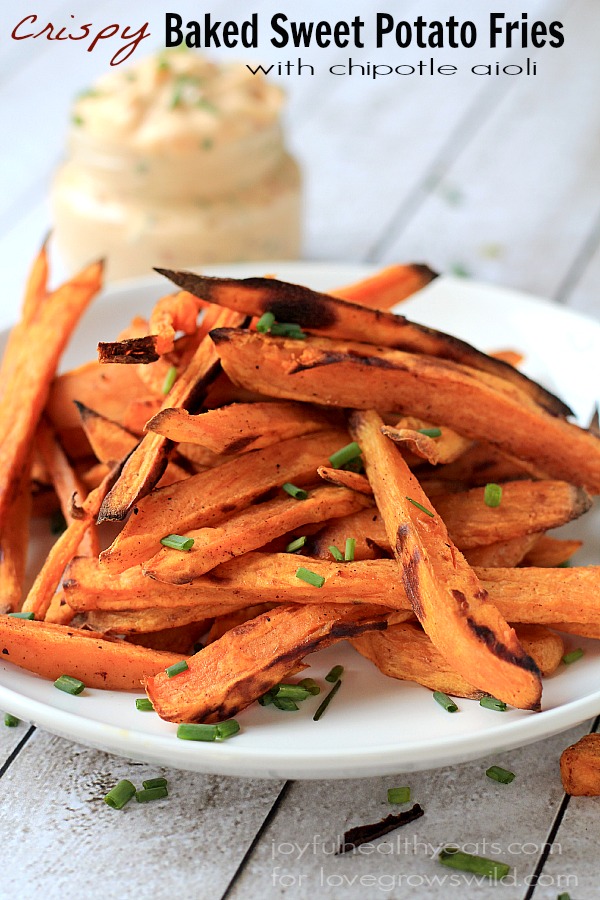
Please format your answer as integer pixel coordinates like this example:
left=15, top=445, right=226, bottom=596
left=1, top=245, right=600, bottom=728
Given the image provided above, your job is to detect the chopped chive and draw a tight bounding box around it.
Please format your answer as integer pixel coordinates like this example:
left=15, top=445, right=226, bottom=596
left=269, top=322, right=307, bottom=339
left=160, top=533, right=195, bottom=551
left=557, top=894, right=572, bottom=900
left=438, top=847, right=510, bottom=879
left=54, top=675, right=85, bottom=695
left=274, top=684, right=311, bottom=701
left=387, top=786, right=411, bottom=804
left=135, top=786, right=168, bottom=803
left=433, top=691, right=458, bottom=713
left=298, top=678, right=321, bottom=696
left=406, top=497, right=435, bottom=517
left=162, top=365, right=177, bottom=395
left=296, top=567, right=325, bottom=588
left=417, top=427, right=442, bottom=438
left=344, top=538, right=356, bottom=562
left=282, top=482, right=308, bottom=500
left=258, top=688, right=278, bottom=706
left=486, top=766, right=515, bottom=784
left=286, top=535, right=307, bottom=553
left=50, top=509, right=67, bottom=535
left=480, top=696, right=507, bottom=712
left=329, top=442, right=361, bottom=470
left=273, top=697, right=299, bottom=711
left=484, top=483, right=503, bottom=508
left=562, top=648, right=584, bottom=665
left=142, top=777, right=168, bottom=790
left=325, top=665, right=344, bottom=684
left=165, top=660, right=189, bottom=678
left=4, top=713, right=19, bottom=727
left=313, top=679, right=342, bottom=721
left=177, top=723, right=217, bottom=741
left=328, top=544, right=344, bottom=562
left=8, top=611, right=35, bottom=620
left=135, top=698, right=154, bottom=711
left=256, top=311, right=275, bottom=333
left=215, top=720, right=240, bottom=740
left=104, top=779, right=136, bottom=810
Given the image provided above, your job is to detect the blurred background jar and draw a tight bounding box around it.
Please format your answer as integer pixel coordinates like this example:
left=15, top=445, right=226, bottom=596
left=51, top=51, right=302, bottom=280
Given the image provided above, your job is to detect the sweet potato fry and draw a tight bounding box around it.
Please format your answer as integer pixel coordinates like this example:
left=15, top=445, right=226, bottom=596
left=522, top=536, right=582, bottom=568
left=308, top=507, right=387, bottom=561
left=350, top=409, right=541, bottom=710
left=203, top=605, right=275, bottom=644
left=85, top=605, right=239, bottom=634
left=44, top=588, right=76, bottom=625
left=352, top=621, right=564, bottom=694
left=99, top=429, right=348, bottom=572
left=75, top=402, right=138, bottom=464
left=126, top=621, right=210, bottom=654
left=560, top=734, right=600, bottom=796
left=463, top=535, right=539, bottom=568
left=317, top=466, right=372, bottom=495
left=21, top=468, right=117, bottom=619
left=157, top=269, right=570, bottom=416
left=212, top=330, right=600, bottom=493
left=146, top=401, right=330, bottom=455
left=331, top=264, right=438, bottom=309
left=98, top=308, right=247, bottom=523
left=144, top=486, right=369, bottom=583
left=36, top=417, right=97, bottom=557
left=0, top=458, right=32, bottom=612
left=145, top=603, right=389, bottom=723
left=0, top=615, right=180, bottom=690
left=512, top=624, right=564, bottom=677
left=430, top=441, right=548, bottom=487
left=382, top=417, right=472, bottom=465
left=0, top=260, right=103, bottom=528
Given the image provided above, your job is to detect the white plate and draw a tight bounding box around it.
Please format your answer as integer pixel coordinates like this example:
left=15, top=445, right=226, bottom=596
left=1, top=262, right=600, bottom=779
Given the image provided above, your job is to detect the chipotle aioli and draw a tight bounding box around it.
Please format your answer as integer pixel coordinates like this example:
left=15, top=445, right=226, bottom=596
left=52, top=51, right=301, bottom=279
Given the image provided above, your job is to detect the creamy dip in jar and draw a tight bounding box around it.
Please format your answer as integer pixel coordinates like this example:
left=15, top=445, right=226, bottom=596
left=51, top=51, right=302, bottom=279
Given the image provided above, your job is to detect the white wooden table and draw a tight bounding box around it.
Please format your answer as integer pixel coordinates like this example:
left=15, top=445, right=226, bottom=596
left=1, top=1, right=599, bottom=897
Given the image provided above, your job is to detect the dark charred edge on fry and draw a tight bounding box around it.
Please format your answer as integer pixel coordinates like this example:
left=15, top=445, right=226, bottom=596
left=466, top=617, right=542, bottom=710
left=571, top=486, right=593, bottom=518
left=159, top=268, right=572, bottom=417
left=395, top=527, right=425, bottom=621
left=144, top=409, right=175, bottom=434
left=410, top=263, right=439, bottom=285
left=74, top=400, right=138, bottom=439
left=97, top=336, right=160, bottom=365
left=97, top=444, right=172, bottom=523
left=221, top=434, right=257, bottom=455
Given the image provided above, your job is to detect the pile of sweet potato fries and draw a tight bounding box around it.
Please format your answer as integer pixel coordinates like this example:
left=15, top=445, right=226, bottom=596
left=1, top=243, right=599, bottom=725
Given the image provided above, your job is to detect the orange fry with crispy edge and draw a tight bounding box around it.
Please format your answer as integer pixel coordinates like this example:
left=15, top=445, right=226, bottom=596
left=211, top=329, right=600, bottom=493
left=0, top=237, right=49, bottom=402
left=36, top=416, right=97, bottom=557
left=75, top=402, right=138, bottom=465
left=145, top=603, right=390, bottom=723
left=146, top=400, right=330, bottom=455
left=0, top=615, right=181, bottom=690
left=149, top=290, right=207, bottom=355
left=22, top=468, right=117, bottom=619
left=463, top=535, right=539, bottom=568
left=156, top=268, right=569, bottom=417
left=86, top=604, right=246, bottom=634
left=331, top=263, right=438, bottom=309
left=350, top=408, right=541, bottom=710
left=0, top=457, right=32, bottom=612
left=382, top=416, right=472, bottom=466
left=98, top=308, right=247, bottom=523
left=143, top=485, right=370, bottom=583
left=317, top=466, right=373, bottom=495
left=99, top=428, right=349, bottom=572
left=0, top=260, right=103, bottom=529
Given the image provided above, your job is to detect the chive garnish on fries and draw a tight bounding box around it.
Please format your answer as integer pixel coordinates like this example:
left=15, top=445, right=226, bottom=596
left=160, top=534, right=194, bottom=551
left=562, top=648, right=584, bottom=665
left=328, top=544, right=343, bottom=561
left=161, top=365, right=178, bottom=395
left=484, top=483, right=503, bottom=507
left=480, top=696, right=508, bottom=711
left=295, top=567, right=325, bottom=588
left=325, top=665, right=344, bottom=683
left=282, top=482, right=308, bottom=500
left=135, top=698, right=154, bottom=711
left=54, top=675, right=85, bottom=695
left=406, top=497, right=435, bottom=517
left=433, top=691, right=458, bottom=713
left=329, top=441, right=362, bottom=470
left=285, top=535, right=307, bottom=552
left=313, top=679, right=342, bottom=721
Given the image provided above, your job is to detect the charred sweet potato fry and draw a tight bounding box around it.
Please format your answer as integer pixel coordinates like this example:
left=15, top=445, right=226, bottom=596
left=0, top=260, right=103, bottom=529
left=157, top=269, right=570, bottom=416
left=146, top=401, right=330, bottom=454
left=331, top=264, right=438, bottom=309
left=211, top=330, right=600, bottom=493
left=144, top=486, right=369, bottom=583
left=99, top=429, right=349, bottom=572
left=145, top=603, right=389, bottom=723
left=560, top=734, right=600, bottom=796
left=0, top=615, right=181, bottom=690
left=98, top=308, right=247, bottom=523
left=350, top=409, right=542, bottom=710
